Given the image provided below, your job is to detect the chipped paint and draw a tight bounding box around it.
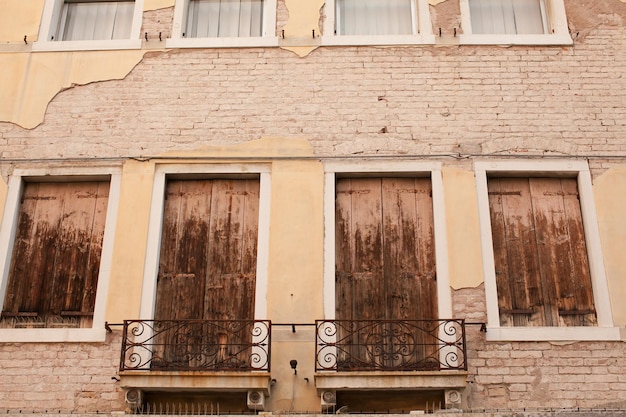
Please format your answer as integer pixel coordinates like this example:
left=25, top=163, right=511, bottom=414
left=144, top=0, right=175, bottom=11
left=0, top=50, right=147, bottom=129
left=281, top=0, right=325, bottom=56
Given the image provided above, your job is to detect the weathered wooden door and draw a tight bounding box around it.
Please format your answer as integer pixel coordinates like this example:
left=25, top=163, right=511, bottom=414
left=1, top=181, right=109, bottom=329
left=335, top=177, right=437, bottom=369
left=488, top=177, right=596, bottom=327
left=153, top=178, right=259, bottom=369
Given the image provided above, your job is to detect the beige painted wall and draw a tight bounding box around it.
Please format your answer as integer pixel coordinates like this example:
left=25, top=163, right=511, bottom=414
left=265, top=157, right=324, bottom=412
left=442, top=167, right=484, bottom=289
left=593, top=168, right=626, bottom=327
left=0, top=0, right=45, bottom=43
left=105, top=160, right=157, bottom=323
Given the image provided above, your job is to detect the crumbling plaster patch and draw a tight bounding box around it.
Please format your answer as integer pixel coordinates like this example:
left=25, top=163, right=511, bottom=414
left=280, top=0, right=325, bottom=57
left=565, top=0, right=626, bottom=41
left=0, top=50, right=148, bottom=129
left=144, top=0, right=175, bottom=11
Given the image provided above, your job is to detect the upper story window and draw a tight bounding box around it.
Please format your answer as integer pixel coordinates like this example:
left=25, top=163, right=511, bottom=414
left=185, top=0, right=263, bottom=38
left=468, top=0, right=547, bottom=35
left=459, top=0, right=572, bottom=45
left=167, top=0, right=278, bottom=48
left=335, top=0, right=416, bottom=36
left=321, top=0, right=434, bottom=46
left=55, top=0, right=135, bottom=41
left=33, top=0, right=144, bottom=51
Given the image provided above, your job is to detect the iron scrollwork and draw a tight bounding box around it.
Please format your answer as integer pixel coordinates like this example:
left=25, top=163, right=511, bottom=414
left=120, top=319, right=271, bottom=372
left=315, top=319, right=467, bottom=371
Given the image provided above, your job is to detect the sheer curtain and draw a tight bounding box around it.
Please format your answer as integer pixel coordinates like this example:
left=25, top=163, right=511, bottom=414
left=186, top=0, right=263, bottom=38
left=336, top=0, right=414, bottom=36
left=469, top=0, right=546, bottom=34
left=56, top=1, right=134, bottom=41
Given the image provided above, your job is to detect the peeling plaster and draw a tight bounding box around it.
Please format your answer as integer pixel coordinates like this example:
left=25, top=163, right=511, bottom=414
left=565, top=0, right=626, bottom=40
left=281, top=0, right=325, bottom=57
left=0, top=50, right=148, bottom=129
left=144, top=0, right=175, bottom=11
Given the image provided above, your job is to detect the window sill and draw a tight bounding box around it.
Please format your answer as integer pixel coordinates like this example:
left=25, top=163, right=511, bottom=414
left=321, top=34, right=436, bottom=46
left=0, top=327, right=107, bottom=343
left=166, top=37, right=279, bottom=49
left=459, top=33, right=573, bottom=46
left=485, top=326, right=622, bottom=342
left=32, top=39, right=142, bottom=52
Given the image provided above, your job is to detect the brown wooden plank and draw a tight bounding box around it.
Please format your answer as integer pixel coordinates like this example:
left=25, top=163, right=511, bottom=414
left=204, top=179, right=258, bottom=322
left=497, top=178, right=542, bottom=326
left=80, top=182, right=109, bottom=323
left=529, top=178, right=567, bottom=326
left=155, top=179, right=212, bottom=321
left=335, top=178, right=385, bottom=321
left=382, top=178, right=436, bottom=321
left=488, top=178, right=515, bottom=326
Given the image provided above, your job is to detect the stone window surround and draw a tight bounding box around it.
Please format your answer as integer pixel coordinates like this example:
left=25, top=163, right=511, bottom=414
left=33, top=0, right=145, bottom=51
left=139, top=163, right=271, bottom=321
left=166, top=0, right=279, bottom=49
left=475, top=159, right=620, bottom=341
left=0, top=166, right=122, bottom=342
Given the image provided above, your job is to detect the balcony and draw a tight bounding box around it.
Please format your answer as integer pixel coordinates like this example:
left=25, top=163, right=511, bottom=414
left=314, top=319, right=469, bottom=408
left=118, top=319, right=272, bottom=403
left=315, top=319, right=467, bottom=372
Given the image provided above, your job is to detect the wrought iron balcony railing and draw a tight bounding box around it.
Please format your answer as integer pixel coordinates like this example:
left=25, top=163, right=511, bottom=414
left=120, top=319, right=271, bottom=372
left=315, top=319, right=467, bottom=372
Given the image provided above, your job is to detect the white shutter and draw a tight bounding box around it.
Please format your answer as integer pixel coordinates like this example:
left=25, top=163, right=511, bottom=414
left=469, top=0, right=545, bottom=34
left=336, top=0, right=414, bottom=36
left=186, top=0, right=263, bottom=38
left=57, top=1, right=134, bottom=41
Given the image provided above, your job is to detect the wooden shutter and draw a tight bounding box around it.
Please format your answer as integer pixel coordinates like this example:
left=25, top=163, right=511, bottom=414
left=335, top=177, right=437, bottom=369
left=154, top=178, right=259, bottom=322
left=488, top=177, right=596, bottom=327
left=153, top=178, right=259, bottom=369
left=336, top=177, right=436, bottom=321
left=1, top=181, right=109, bottom=328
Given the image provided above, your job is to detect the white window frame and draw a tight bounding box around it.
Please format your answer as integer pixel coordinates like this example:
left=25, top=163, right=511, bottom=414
left=167, top=0, right=278, bottom=49
left=139, top=163, right=271, bottom=321
left=322, top=160, right=452, bottom=321
left=33, top=0, right=144, bottom=51
left=0, top=166, right=122, bottom=342
left=321, top=0, right=435, bottom=46
left=475, top=160, right=620, bottom=341
left=459, top=0, right=572, bottom=45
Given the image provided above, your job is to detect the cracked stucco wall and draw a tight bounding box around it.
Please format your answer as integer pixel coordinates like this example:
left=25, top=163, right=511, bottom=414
left=0, top=0, right=174, bottom=129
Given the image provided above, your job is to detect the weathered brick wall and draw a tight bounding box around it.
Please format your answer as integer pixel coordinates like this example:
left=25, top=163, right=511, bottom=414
left=1, top=24, right=626, bottom=162
left=0, top=332, right=124, bottom=413
left=0, top=2, right=625, bottom=414
left=453, top=287, right=626, bottom=411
